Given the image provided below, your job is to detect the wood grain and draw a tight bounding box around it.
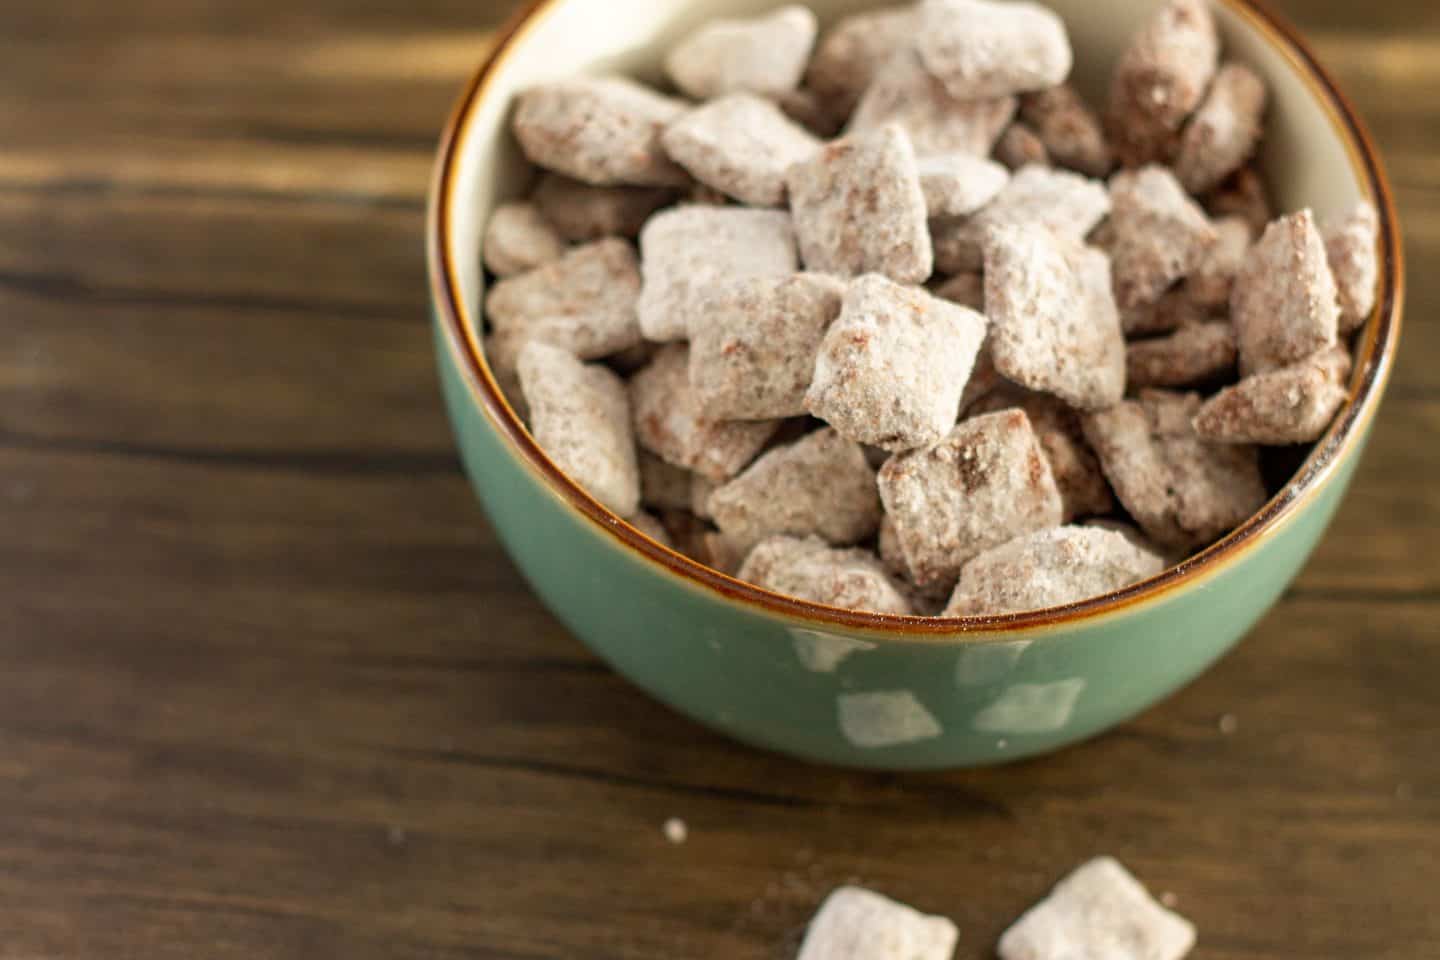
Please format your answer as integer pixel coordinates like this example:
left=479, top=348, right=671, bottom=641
left=0, top=1, right=1436, bottom=958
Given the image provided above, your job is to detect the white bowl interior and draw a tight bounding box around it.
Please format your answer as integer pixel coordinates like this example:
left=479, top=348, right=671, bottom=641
left=447, top=0, right=1370, bottom=331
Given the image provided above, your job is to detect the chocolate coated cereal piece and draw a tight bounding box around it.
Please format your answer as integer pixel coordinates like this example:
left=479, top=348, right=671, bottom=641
left=485, top=238, right=643, bottom=358
left=626, top=510, right=673, bottom=549
left=1175, top=62, right=1268, bottom=195
left=878, top=515, right=953, bottom=613
left=1205, top=165, right=1273, bottom=237
left=807, top=274, right=987, bottom=452
left=850, top=48, right=1018, bottom=157
left=1106, top=0, right=1219, bottom=166
left=995, top=123, right=1050, bottom=170
left=661, top=93, right=820, bottom=207
left=688, top=273, right=844, bottom=420
left=482, top=202, right=566, bottom=277
left=1020, top=84, right=1114, bottom=177
left=917, top=153, right=1010, bottom=218
left=738, top=536, right=913, bottom=614
left=630, top=344, right=780, bottom=482
left=1120, top=287, right=1212, bottom=337
left=1126, top=321, right=1238, bottom=388
left=517, top=341, right=640, bottom=516
left=665, top=5, right=817, bottom=100
left=796, top=886, right=958, bottom=960
left=1184, top=215, right=1252, bottom=309
left=531, top=174, right=674, bottom=242
left=804, top=5, right=918, bottom=122
left=1193, top=344, right=1352, bottom=445
left=637, top=206, right=797, bottom=341
left=1324, top=201, right=1380, bottom=333
left=944, top=525, right=1166, bottom=616
left=1231, top=209, right=1340, bottom=375
left=1107, top=165, right=1217, bottom=310
left=638, top=449, right=693, bottom=511
left=878, top=409, right=1064, bottom=587
left=998, top=857, right=1196, bottom=960
left=787, top=124, right=933, bottom=283
left=983, top=224, right=1125, bottom=410
left=916, top=0, right=1073, bottom=100
left=512, top=77, right=688, bottom=187
left=709, top=427, right=881, bottom=554
left=1082, top=389, right=1266, bottom=550
left=933, top=164, right=1110, bottom=273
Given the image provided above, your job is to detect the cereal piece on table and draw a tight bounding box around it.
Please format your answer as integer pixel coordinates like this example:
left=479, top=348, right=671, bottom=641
left=709, top=427, right=882, bottom=554
left=879, top=409, right=1064, bottom=588
left=1107, top=166, right=1217, bottom=310
left=933, top=165, right=1110, bottom=273
left=1193, top=344, right=1352, bottom=445
left=787, top=124, right=933, bottom=283
left=626, top=510, right=673, bottom=549
left=1082, top=389, right=1266, bottom=550
left=1106, top=0, right=1219, bottom=167
left=665, top=5, right=817, bottom=100
left=1324, top=201, right=1380, bottom=333
left=630, top=344, right=780, bottom=482
left=1120, top=287, right=1211, bottom=337
left=796, top=886, right=958, bottom=960
left=916, top=0, right=1072, bottom=100
left=804, top=5, right=918, bottom=122
left=638, top=450, right=692, bottom=512
left=517, top=341, right=640, bottom=517
left=850, top=48, right=1018, bottom=157
left=1205, top=165, right=1273, bottom=237
left=1126, top=321, right=1237, bottom=388
left=773, top=86, right=845, bottom=139
left=1000, top=857, right=1194, bottom=960
left=1232, top=209, right=1340, bottom=375
left=660, top=94, right=820, bottom=207
left=637, top=206, right=797, bottom=341
left=1020, top=84, right=1113, bottom=177
left=485, top=238, right=643, bottom=359
left=1184, top=215, right=1252, bottom=309
left=944, top=525, right=1166, bottom=615
left=482, top=202, right=566, bottom=277
left=983, top=224, right=1125, bottom=411
left=995, top=123, right=1050, bottom=170
left=806, top=274, right=987, bottom=452
left=878, top=515, right=953, bottom=614
left=512, top=77, right=688, bottom=187
left=687, top=273, right=844, bottom=420
left=530, top=174, right=674, bottom=242
left=1175, top=63, right=1268, bottom=195
left=739, top=536, right=912, bottom=614
left=917, top=154, right=1010, bottom=218
left=969, top=387, right=1114, bottom=521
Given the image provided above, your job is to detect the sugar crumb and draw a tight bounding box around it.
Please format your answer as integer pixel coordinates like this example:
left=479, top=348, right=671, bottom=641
left=663, top=817, right=688, bottom=844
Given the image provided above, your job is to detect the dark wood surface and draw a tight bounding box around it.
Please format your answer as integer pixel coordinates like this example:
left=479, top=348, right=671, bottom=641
left=1, top=1, right=1437, bottom=957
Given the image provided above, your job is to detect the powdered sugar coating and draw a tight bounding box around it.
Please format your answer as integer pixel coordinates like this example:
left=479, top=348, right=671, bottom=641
left=917, top=153, right=1010, bottom=218
left=1107, top=165, right=1217, bottom=310
left=688, top=273, right=843, bottom=420
left=1324, top=201, right=1380, bottom=333
left=1106, top=0, right=1219, bottom=166
left=484, top=238, right=642, bottom=359
left=878, top=409, right=1064, bottom=588
left=1020, top=84, right=1114, bottom=177
left=850, top=48, right=1017, bottom=157
left=482, top=202, right=566, bottom=277
left=995, top=123, right=1050, bottom=171
left=944, top=525, right=1166, bottom=615
left=637, top=206, right=797, bottom=341
left=787, top=124, right=934, bottom=283
left=629, top=343, right=780, bottom=482
left=1193, top=344, right=1352, bottom=445
left=661, top=93, right=820, bottom=207
left=807, top=274, right=987, bottom=451
left=512, top=76, right=688, bottom=187
left=738, top=536, right=912, bottom=614
left=797, top=886, right=957, bottom=960
left=1184, top=215, right=1252, bottom=309
left=804, top=5, right=918, bottom=122
left=1231, top=209, right=1340, bottom=375
left=709, top=427, right=882, bottom=554
left=916, top=0, right=1073, bottom=100
left=1175, top=62, right=1268, bottom=195
left=878, top=515, right=953, bottom=613
left=530, top=174, right=674, bottom=242
left=517, top=341, right=640, bottom=516
left=665, top=5, right=817, bottom=100
left=1127, top=320, right=1237, bottom=388
left=983, top=224, right=1125, bottom=411
left=1082, top=389, right=1266, bottom=550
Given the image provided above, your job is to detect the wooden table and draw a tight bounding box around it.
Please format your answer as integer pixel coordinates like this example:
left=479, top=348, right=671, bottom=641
left=1, top=1, right=1436, bottom=957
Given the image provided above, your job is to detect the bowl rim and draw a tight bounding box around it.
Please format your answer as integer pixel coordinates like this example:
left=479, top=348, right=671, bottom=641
left=427, top=0, right=1404, bottom=640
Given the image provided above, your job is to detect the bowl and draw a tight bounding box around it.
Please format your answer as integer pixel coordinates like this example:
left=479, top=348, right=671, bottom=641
left=426, top=0, right=1402, bottom=769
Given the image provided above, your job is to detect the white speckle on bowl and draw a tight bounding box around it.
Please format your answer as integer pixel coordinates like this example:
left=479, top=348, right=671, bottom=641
left=838, top=690, right=942, bottom=748
left=973, top=678, right=1086, bottom=734
left=790, top=628, right=876, bottom=673
left=954, top=639, right=1033, bottom=687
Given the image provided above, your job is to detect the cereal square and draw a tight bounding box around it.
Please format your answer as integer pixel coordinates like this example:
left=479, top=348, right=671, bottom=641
left=1183, top=215, right=1252, bottom=309
left=1020, top=84, right=1114, bottom=177
left=796, top=886, right=958, bottom=960
left=1106, top=0, right=1219, bottom=166
left=1175, top=62, right=1268, bottom=195
left=804, top=5, right=918, bottom=121
left=531, top=174, right=675, bottom=242
left=738, top=537, right=913, bottom=615
left=1107, top=166, right=1217, bottom=310
left=1193, top=344, right=1351, bottom=445
left=1324, top=201, right=1380, bottom=333
left=916, top=0, right=1072, bottom=100
left=807, top=274, right=987, bottom=451
left=917, top=153, right=1010, bottom=218
left=661, top=93, right=820, bottom=207
left=482, top=202, right=566, bottom=277
left=666, top=5, right=817, bottom=100
left=850, top=48, right=1017, bottom=157
left=1231, top=209, right=1340, bottom=375
left=1126, top=321, right=1237, bottom=388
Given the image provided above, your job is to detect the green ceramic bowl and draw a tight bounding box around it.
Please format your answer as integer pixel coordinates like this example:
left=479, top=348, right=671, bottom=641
left=427, top=0, right=1402, bottom=769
